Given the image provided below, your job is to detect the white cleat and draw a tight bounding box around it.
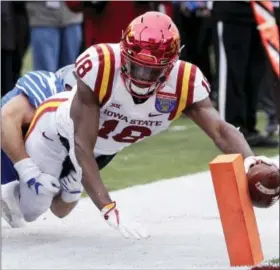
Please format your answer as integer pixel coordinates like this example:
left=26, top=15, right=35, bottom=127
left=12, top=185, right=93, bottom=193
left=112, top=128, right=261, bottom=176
left=1, top=181, right=25, bottom=228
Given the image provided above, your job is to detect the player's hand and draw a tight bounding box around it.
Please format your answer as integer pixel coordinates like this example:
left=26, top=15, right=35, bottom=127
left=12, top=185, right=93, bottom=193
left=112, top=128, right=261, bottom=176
left=14, top=158, right=60, bottom=196
left=100, top=201, right=150, bottom=240
left=244, top=156, right=279, bottom=173
left=60, top=170, right=83, bottom=203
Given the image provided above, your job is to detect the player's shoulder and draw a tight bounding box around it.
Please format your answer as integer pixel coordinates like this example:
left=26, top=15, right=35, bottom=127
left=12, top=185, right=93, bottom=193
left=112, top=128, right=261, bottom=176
left=163, top=60, right=210, bottom=120
left=16, top=70, right=63, bottom=92
left=169, top=60, right=198, bottom=82
left=14, top=70, right=65, bottom=107
left=75, top=43, right=121, bottom=105
left=169, top=60, right=210, bottom=105
left=17, top=70, right=55, bottom=84
left=76, top=43, right=120, bottom=71
left=174, top=60, right=210, bottom=88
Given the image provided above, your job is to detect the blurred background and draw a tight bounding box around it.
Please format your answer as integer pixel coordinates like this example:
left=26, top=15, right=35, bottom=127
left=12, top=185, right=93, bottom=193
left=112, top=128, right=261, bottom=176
left=1, top=1, right=279, bottom=190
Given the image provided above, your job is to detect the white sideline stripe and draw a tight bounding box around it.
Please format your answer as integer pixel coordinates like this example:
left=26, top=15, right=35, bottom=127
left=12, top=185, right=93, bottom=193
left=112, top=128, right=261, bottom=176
left=217, top=21, right=227, bottom=121
left=2, top=156, right=279, bottom=269
left=168, top=124, right=197, bottom=132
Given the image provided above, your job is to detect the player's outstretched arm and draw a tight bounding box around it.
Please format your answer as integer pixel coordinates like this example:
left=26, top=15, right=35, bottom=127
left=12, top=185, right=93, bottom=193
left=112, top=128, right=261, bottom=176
left=70, top=78, right=113, bottom=210
left=182, top=67, right=278, bottom=172
left=1, top=94, right=35, bottom=163
left=184, top=97, right=279, bottom=173
left=184, top=97, right=254, bottom=158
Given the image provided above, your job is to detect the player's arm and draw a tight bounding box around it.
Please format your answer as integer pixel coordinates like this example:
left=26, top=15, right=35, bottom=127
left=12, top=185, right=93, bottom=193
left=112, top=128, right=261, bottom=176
left=50, top=195, right=78, bottom=218
left=70, top=78, right=113, bottom=210
left=182, top=66, right=278, bottom=172
left=1, top=94, right=35, bottom=163
left=67, top=47, right=148, bottom=239
left=1, top=71, right=64, bottom=163
left=184, top=97, right=254, bottom=158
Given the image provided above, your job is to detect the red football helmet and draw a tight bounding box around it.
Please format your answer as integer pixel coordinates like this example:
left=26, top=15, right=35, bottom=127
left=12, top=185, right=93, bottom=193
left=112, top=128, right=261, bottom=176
left=120, top=11, right=181, bottom=98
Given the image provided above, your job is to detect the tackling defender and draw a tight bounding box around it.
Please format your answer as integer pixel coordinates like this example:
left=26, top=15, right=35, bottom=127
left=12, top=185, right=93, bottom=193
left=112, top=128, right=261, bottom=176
left=2, top=12, right=278, bottom=239
left=1, top=65, right=77, bottom=227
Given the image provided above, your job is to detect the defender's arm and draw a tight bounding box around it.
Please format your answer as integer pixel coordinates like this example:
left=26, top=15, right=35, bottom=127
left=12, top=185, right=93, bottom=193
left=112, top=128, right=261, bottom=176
left=1, top=94, right=35, bottom=163
left=184, top=97, right=254, bottom=158
left=70, top=78, right=113, bottom=210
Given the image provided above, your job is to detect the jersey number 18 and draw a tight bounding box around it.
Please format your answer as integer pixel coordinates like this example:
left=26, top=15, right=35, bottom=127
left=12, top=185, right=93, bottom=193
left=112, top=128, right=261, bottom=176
left=99, top=120, right=152, bottom=143
left=75, top=54, right=93, bottom=78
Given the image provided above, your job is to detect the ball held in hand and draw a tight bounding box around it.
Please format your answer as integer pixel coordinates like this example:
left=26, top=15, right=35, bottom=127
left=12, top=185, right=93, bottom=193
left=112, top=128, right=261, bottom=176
left=247, top=163, right=280, bottom=208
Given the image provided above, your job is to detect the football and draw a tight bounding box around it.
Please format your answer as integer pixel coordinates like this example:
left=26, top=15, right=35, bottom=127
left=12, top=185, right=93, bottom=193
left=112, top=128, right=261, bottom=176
left=247, top=163, right=280, bottom=208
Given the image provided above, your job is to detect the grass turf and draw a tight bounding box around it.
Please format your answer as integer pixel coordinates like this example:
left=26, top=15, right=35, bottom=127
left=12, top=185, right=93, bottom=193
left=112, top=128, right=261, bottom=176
left=269, top=258, right=280, bottom=264
left=251, top=258, right=280, bottom=269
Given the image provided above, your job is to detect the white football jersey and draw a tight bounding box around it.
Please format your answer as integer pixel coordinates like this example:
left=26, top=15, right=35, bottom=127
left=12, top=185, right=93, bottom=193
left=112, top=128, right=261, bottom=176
left=73, top=43, right=210, bottom=155
left=24, top=43, right=210, bottom=176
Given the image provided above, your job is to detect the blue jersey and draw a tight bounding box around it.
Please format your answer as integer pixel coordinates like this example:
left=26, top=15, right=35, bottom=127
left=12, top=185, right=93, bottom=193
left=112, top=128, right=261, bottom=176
left=1, top=71, right=65, bottom=185
left=1, top=71, right=65, bottom=108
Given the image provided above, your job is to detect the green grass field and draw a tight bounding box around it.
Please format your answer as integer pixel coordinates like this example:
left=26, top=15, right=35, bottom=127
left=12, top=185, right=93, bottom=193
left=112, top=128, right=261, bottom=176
left=259, top=258, right=280, bottom=269
left=269, top=258, right=280, bottom=265
left=22, top=50, right=279, bottom=191
left=22, top=49, right=33, bottom=75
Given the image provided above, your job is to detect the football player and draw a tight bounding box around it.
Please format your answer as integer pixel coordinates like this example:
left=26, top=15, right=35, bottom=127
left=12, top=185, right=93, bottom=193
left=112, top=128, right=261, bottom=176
left=1, top=65, right=77, bottom=227
left=3, top=12, right=278, bottom=239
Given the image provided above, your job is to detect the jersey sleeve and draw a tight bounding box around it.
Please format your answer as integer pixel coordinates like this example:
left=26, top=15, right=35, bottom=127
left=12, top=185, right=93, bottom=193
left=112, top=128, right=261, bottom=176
left=192, top=67, right=211, bottom=104
left=168, top=62, right=211, bottom=121
left=75, top=44, right=116, bottom=105
left=15, top=71, right=64, bottom=108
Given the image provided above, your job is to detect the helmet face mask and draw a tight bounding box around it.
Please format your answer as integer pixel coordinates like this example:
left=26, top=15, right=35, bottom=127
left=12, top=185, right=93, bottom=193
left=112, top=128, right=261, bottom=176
left=126, top=59, right=165, bottom=84
left=121, top=52, right=169, bottom=97
left=120, top=11, right=180, bottom=99
left=123, top=75, right=163, bottom=97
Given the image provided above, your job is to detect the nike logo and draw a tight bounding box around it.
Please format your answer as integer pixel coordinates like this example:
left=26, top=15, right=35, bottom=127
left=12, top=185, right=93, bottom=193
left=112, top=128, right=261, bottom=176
left=26, top=178, right=43, bottom=195
left=34, top=182, right=43, bottom=195
left=42, top=131, right=54, bottom=141
left=148, top=113, right=163, bottom=117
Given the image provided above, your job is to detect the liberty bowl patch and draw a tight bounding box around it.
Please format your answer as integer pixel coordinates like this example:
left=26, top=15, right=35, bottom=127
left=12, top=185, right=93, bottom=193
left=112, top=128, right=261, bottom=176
left=155, top=94, right=177, bottom=113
